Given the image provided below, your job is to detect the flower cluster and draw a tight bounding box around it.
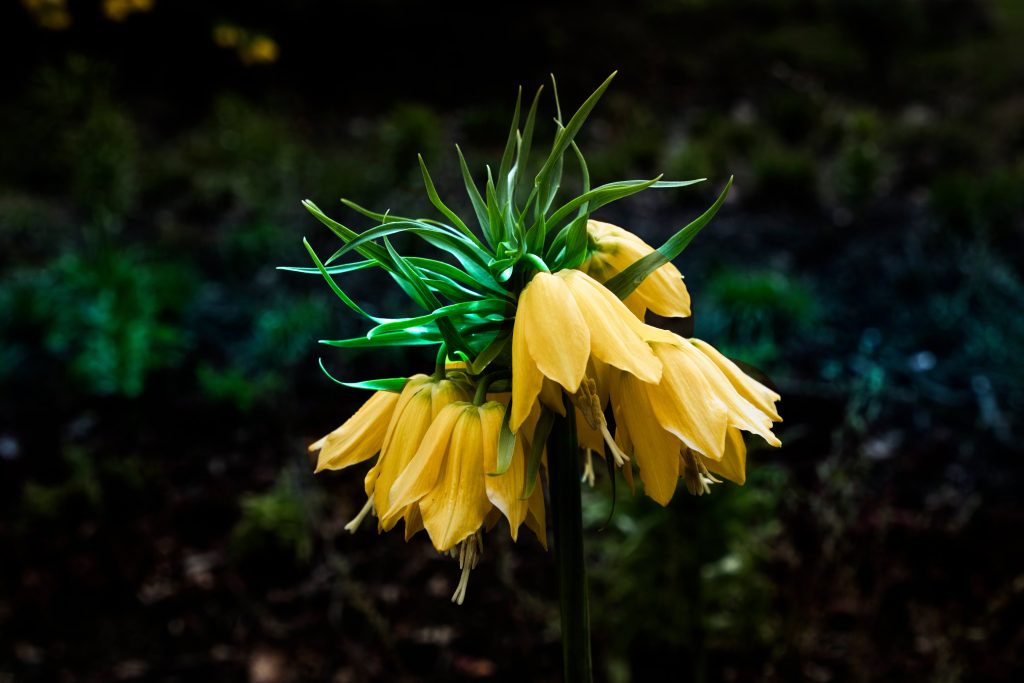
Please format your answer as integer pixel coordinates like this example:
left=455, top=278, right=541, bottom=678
left=293, top=75, right=781, bottom=603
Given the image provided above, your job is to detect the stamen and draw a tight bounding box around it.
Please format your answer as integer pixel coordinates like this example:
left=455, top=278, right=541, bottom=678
left=601, top=424, right=630, bottom=467
left=451, top=532, right=483, bottom=605
left=572, top=377, right=603, bottom=431
left=581, top=449, right=596, bottom=487
left=681, top=451, right=719, bottom=497
left=344, top=496, right=375, bottom=533
left=572, top=376, right=630, bottom=468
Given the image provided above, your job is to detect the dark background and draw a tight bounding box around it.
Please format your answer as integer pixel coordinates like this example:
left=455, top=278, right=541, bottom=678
left=1, top=1, right=1023, bottom=681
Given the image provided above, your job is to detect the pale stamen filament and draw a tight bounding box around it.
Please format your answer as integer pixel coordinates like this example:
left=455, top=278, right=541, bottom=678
left=581, top=448, right=596, bottom=487
left=344, top=496, right=375, bottom=533
left=451, top=532, right=483, bottom=605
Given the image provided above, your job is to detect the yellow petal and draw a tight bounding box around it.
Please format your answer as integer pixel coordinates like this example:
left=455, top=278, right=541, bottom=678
left=678, top=342, right=781, bottom=447
left=614, top=372, right=681, bottom=505
left=511, top=293, right=548, bottom=432
left=372, top=385, right=434, bottom=530
left=524, top=478, right=548, bottom=549
left=420, top=406, right=492, bottom=552
left=558, top=270, right=661, bottom=384
left=480, top=402, right=528, bottom=539
left=521, top=272, right=591, bottom=391
left=699, top=428, right=747, bottom=485
left=647, top=343, right=730, bottom=459
left=540, top=378, right=567, bottom=416
left=690, top=339, right=782, bottom=422
left=383, top=402, right=463, bottom=521
left=311, top=390, right=400, bottom=472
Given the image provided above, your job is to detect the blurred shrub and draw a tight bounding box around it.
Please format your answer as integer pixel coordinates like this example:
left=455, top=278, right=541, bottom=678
left=182, top=96, right=302, bottom=218
left=67, top=100, right=140, bottom=222
left=930, top=163, right=1024, bottom=242
left=195, top=292, right=331, bottom=411
left=587, top=464, right=789, bottom=682
left=749, top=139, right=817, bottom=206
left=231, top=467, right=314, bottom=564
left=1, top=248, right=193, bottom=397
left=698, top=269, right=818, bottom=366
left=827, top=108, right=889, bottom=211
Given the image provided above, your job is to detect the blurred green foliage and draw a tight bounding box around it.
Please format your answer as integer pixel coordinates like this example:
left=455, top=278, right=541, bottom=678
left=231, top=467, right=315, bottom=564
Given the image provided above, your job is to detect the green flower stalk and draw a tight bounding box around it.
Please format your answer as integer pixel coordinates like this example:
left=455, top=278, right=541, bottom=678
left=288, top=73, right=782, bottom=681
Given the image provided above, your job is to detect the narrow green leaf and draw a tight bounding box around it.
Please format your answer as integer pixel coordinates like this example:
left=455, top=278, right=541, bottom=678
left=277, top=259, right=377, bottom=276
left=455, top=144, right=492, bottom=244
left=418, top=155, right=485, bottom=249
left=302, top=238, right=390, bottom=323
left=534, top=72, right=616, bottom=204
left=303, top=200, right=392, bottom=266
left=497, top=87, right=522, bottom=205
left=469, top=329, right=511, bottom=375
left=489, top=401, right=517, bottom=476
left=383, top=237, right=470, bottom=355
left=367, top=299, right=506, bottom=338
left=318, top=359, right=409, bottom=392
left=521, top=408, right=555, bottom=499
left=513, top=86, right=544, bottom=205
left=319, top=330, right=440, bottom=348
left=604, top=176, right=733, bottom=301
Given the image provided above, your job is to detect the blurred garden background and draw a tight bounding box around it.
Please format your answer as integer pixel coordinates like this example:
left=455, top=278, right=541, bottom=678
left=2, top=0, right=1023, bottom=681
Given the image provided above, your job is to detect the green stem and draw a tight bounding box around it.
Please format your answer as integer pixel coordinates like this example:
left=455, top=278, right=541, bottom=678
left=548, top=394, right=593, bottom=683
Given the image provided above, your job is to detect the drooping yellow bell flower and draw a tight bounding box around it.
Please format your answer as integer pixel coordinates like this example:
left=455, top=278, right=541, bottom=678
left=510, top=269, right=663, bottom=434
left=609, top=334, right=781, bottom=504
left=384, top=400, right=544, bottom=551
left=367, top=375, right=470, bottom=536
left=308, top=374, right=471, bottom=537
left=310, top=390, right=400, bottom=473
left=581, top=219, right=692, bottom=320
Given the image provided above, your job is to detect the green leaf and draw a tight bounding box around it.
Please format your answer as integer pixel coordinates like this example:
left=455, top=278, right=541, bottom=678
left=277, top=259, right=378, bottom=276
left=318, top=359, right=409, bottom=392
left=382, top=237, right=470, bottom=355
left=497, top=87, right=522, bottom=205
left=302, top=239, right=390, bottom=323
left=418, top=155, right=486, bottom=249
left=521, top=408, right=555, bottom=499
left=604, top=176, right=733, bottom=301
left=469, top=329, right=512, bottom=375
left=546, top=177, right=706, bottom=236
left=319, top=329, right=440, bottom=348
left=366, top=299, right=507, bottom=338
left=534, top=72, right=616, bottom=210
left=513, top=86, right=544, bottom=206
left=456, top=144, right=492, bottom=244
left=489, top=401, right=517, bottom=476
left=303, top=200, right=393, bottom=267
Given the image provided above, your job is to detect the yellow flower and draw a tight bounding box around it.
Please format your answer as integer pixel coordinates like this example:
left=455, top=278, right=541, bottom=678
left=510, top=269, right=663, bottom=434
left=384, top=400, right=544, bottom=550
left=310, top=390, right=399, bottom=473
left=367, top=375, right=469, bottom=536
left=610, top=334, right=781, bottom=504
left=382, top=400, right=546, bottom=602
left=309, top=374, right=470, bottom=537
left=581, top=219, right=691, bottom=319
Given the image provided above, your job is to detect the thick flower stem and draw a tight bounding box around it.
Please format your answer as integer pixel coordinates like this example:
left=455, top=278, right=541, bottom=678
left=548, top=394, right=593, bottom=683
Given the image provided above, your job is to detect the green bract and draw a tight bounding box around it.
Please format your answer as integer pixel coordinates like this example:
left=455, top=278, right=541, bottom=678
left=283, top=73, right=731, bottom=389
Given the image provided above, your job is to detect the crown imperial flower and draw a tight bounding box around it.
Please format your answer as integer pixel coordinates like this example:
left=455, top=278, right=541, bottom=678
left=293, top=74, right=780, bottom=618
